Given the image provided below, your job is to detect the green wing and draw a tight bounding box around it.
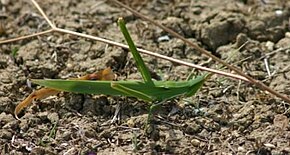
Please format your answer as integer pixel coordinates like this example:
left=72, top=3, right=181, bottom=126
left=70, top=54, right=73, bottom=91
left=32, top=75, right=206, bottom=101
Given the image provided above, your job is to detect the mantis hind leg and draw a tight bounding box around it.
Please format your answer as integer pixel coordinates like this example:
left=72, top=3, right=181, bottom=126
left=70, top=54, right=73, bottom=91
left=145, top=100, right=167, bottom=136
left=147, top=100, right=166, bottom=123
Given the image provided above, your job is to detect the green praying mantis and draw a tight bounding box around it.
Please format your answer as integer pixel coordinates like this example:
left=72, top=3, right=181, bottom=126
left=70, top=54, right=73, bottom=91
left=17, top=18, right=210, bottom=119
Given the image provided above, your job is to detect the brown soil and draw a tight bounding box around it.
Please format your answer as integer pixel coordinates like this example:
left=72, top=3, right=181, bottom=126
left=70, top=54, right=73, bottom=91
left=1, top=0, right=290, bottom=154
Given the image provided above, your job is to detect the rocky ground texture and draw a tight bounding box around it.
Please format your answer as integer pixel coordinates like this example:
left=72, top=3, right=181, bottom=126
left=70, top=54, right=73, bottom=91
left=0, top=0, right=290, bottom=154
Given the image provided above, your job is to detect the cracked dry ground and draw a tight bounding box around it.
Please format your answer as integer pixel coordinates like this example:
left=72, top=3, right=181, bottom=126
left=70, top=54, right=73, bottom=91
left=0, top=0, right=290, bottom=154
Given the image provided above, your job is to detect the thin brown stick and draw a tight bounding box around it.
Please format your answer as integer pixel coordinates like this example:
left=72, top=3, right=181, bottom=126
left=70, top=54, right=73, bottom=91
left=55, top=28, right=249, bottom=82
left=30, top=0, right=56, bottom=28
left=110, top=0, right=290, bottom=103
left=0, top=27, right=247, bottom=82
left=0, top=28, right=249, bottom=81
left=0, top=29, right=53, bottom=44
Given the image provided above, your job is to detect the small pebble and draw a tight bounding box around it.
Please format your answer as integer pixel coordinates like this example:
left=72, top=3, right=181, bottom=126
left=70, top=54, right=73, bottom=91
left=275, top=10, right=283, bottom=16
left=264, top=143, right=276, bottom=149
left=265, top=41, right=274, bottom=51
left=0, top=129, right=12, bottom=139
left=191, top=139, right=200, bottom=147
left=285, top=32, right=290, bottom=38
left=0, top=112, right=15, bottom=125
left=47, top=112, right=59, bottom=123
left=238, top=146, right=245, bottom=152
left=157, top=35, right=170, bottom=42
